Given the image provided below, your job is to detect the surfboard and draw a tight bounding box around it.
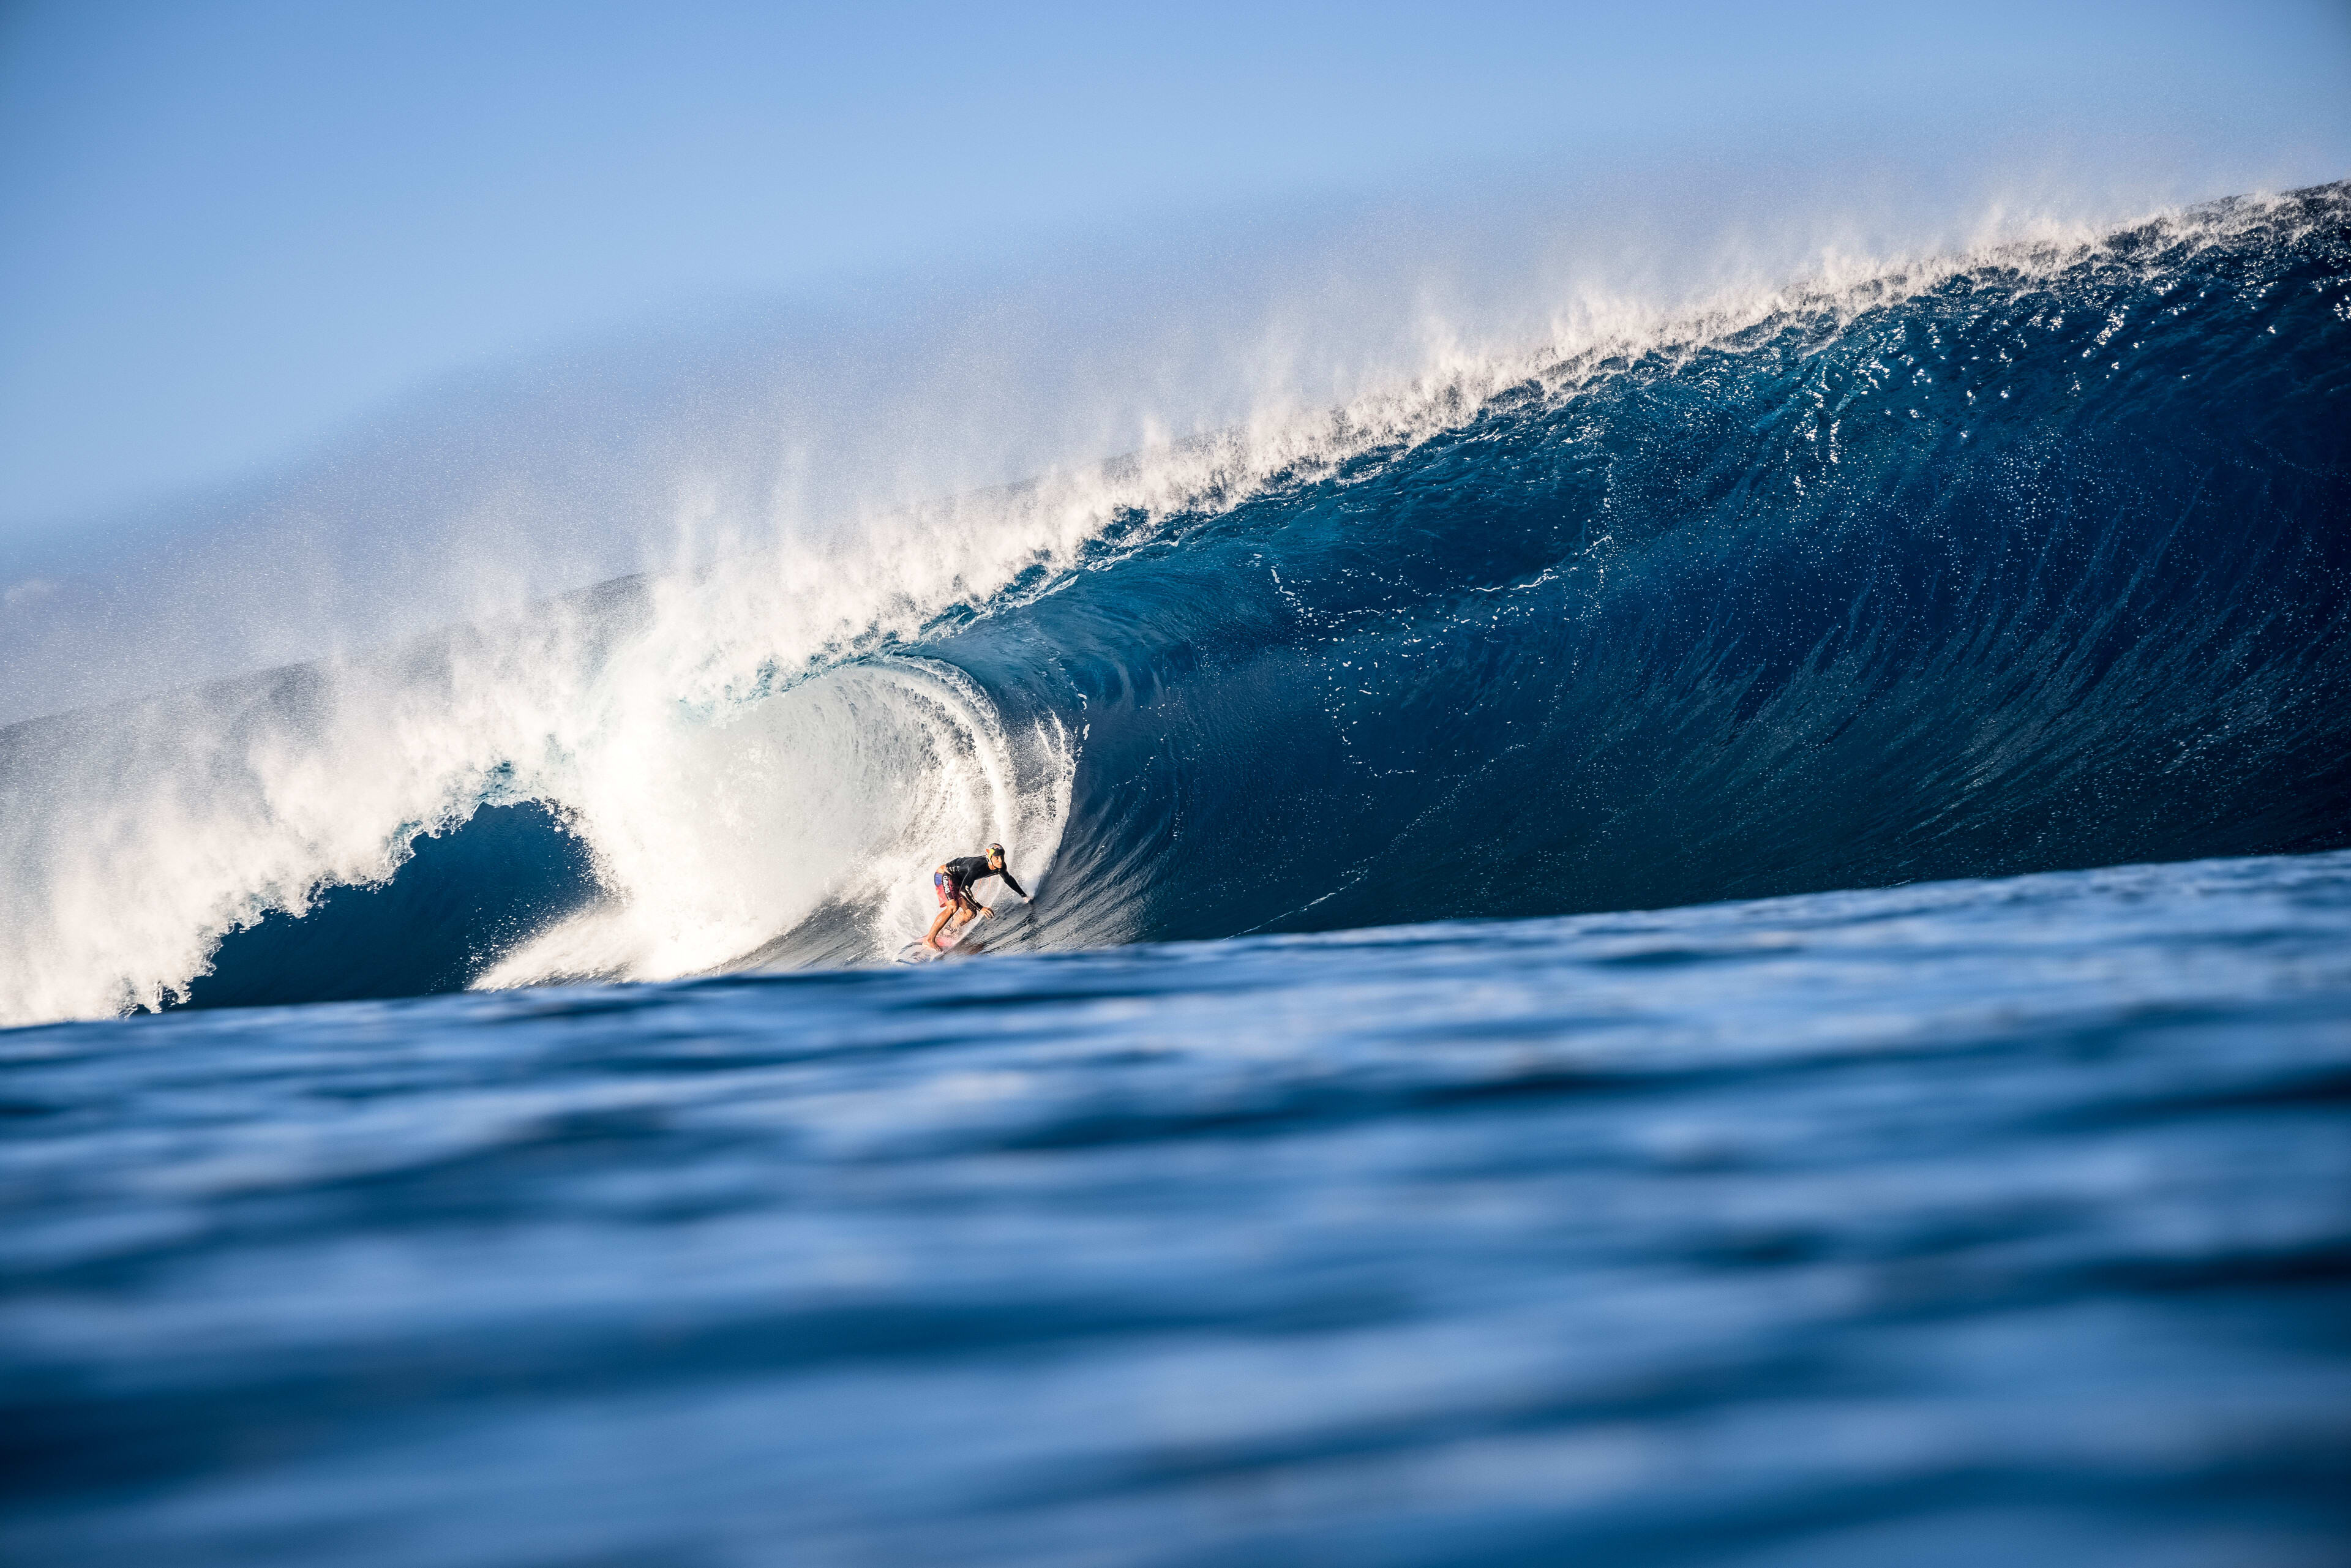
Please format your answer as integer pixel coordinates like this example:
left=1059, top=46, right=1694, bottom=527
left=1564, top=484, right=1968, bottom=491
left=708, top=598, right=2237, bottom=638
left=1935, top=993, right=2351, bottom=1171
left=894, top=911, right=986, bottom=965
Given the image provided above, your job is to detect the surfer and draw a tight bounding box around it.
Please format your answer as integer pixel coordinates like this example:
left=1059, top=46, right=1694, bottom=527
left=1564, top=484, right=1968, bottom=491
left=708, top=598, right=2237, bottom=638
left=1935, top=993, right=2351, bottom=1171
left=925, top=842, right=1027, bottom=950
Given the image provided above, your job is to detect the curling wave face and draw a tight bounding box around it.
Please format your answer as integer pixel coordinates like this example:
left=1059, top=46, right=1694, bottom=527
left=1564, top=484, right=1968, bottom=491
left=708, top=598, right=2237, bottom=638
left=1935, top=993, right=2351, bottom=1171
left=2, top=183, right=2347, bottom=1024
left=979, top=183, right=2351, bottom=952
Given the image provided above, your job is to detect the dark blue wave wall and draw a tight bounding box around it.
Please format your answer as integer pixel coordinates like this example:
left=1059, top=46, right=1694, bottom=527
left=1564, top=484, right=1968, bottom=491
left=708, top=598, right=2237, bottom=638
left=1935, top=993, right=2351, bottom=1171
left=956, top=184, right=2351, bottom=950
left=159, top=182, right=2351, bottom=1003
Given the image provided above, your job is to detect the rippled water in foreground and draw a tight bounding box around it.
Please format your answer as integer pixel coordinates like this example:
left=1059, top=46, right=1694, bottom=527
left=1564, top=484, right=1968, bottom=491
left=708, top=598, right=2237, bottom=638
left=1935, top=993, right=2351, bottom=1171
left=7, top=850, right=2350, bottom=1566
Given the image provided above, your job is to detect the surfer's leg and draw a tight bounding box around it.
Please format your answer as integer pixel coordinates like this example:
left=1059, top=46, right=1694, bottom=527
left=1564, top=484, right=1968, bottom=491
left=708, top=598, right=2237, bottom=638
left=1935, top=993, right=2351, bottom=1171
left=924, top=872, right=959, bottom=948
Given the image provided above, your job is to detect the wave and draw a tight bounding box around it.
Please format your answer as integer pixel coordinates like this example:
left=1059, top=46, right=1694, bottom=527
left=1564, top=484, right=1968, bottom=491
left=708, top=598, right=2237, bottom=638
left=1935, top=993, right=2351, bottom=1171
left=4, top=181, right=2347, bottom=1026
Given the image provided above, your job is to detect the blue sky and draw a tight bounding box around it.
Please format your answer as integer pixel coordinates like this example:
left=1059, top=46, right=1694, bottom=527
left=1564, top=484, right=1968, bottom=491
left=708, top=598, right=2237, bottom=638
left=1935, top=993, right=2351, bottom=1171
left=3, top=0, right=2348, bottom=541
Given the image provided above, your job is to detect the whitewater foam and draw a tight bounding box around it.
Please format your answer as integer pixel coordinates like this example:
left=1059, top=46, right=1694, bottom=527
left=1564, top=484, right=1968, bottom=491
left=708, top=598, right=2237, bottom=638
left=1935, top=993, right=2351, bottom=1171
left=476, top=657, right=1073, bottom=988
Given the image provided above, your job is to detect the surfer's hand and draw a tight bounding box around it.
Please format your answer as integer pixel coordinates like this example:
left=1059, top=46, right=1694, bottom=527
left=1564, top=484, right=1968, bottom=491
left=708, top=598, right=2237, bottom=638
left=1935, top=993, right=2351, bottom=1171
left=982, top=906, right=994, bottom=917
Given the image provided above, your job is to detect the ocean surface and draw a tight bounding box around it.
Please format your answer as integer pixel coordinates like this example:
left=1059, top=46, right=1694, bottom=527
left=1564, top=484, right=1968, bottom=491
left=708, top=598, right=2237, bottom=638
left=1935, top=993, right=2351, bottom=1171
left=6, top=851, right=2351, bottom=1566
left=3, top=182, right=2349, bottom=1562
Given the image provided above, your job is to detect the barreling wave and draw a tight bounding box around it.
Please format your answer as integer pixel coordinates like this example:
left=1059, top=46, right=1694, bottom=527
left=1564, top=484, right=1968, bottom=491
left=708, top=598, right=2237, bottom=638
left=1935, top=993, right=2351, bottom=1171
left=3, top=181, right=2347, bottom=1026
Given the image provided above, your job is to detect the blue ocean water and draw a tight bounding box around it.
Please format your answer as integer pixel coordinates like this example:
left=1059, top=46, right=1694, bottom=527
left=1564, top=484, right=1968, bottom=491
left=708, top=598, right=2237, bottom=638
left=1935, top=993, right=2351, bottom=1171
left=6, top=851, right=2350, bottom=1566
left=4, top=184, right=2350, bottom=1562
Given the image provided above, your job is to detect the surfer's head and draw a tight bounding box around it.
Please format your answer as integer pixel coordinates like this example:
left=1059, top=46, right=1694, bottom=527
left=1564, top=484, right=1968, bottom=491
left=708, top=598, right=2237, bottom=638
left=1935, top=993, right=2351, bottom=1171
left=988, top=842, right=1005, bottom=867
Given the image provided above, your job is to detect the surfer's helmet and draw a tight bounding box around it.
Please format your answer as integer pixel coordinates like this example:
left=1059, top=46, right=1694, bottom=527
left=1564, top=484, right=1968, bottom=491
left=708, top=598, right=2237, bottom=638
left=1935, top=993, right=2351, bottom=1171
left=988, top=842, right=1005, bottom=863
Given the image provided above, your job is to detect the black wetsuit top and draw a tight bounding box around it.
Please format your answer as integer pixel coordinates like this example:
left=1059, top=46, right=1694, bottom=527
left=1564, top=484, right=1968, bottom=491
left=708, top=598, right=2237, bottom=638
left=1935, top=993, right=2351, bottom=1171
left=940, top=855, right=1027, bottom=902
